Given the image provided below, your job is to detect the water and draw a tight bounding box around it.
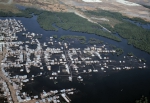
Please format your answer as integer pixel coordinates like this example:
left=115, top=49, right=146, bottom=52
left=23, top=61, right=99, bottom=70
left=1, top=15, right=150, bottom=103
left=124, top=18, right=150, bottom=30
left=15, top=4, right=26, bottom=10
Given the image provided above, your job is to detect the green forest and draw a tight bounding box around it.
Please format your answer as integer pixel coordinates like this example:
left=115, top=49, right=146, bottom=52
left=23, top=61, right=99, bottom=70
left=88, top=38, right=103, bottom=44
left=0, top=11, right=32, bottom=18
left=37, top=11, right=121, bottom=41
left=22, top=8, right=121, bottom=42
left=86, top=10, right=150, bottom=54
left=1, top=7, right=150, bottom=53
left=59, top=35, right=86, bottom=43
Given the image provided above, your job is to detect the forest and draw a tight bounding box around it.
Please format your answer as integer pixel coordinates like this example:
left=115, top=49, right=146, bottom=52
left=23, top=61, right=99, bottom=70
left=0, top=8, right=121, bottom=41
left=0, top=10, right=32, bottom=18
left=86, top=10, right=150, bottom=54
left=1, top=7, right=150, bottom=53
left=88, top=38, right=103, bottom=44
left=23, top=8, right=121, bottom=41
left=59, top=35, right=86, bottom=43
left=43, top=12, right=120, bottom=41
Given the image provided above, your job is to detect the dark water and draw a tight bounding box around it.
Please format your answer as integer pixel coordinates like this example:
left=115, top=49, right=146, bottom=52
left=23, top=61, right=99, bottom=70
left=124, top=18, right=150, bottom=30
left=15, top=4, right=26, bottom=10
left=1, top=16, right=150, bottom=103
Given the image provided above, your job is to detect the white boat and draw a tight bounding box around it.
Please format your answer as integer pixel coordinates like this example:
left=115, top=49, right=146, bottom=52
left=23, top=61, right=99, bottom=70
left=47, top=66, right=51, bottom=70
left=20, top=69, right=24, bottom=72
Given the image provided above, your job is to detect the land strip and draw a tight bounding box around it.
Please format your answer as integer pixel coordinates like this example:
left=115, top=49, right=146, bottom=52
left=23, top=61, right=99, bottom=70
left=0, top=48, right=18, bottom=103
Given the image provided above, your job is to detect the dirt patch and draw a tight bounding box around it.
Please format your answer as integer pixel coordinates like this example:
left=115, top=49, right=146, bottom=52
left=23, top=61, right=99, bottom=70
left=60, top=0, right=150, bottom=21
left=0, top=0, right=13, bottom=5
left=1, top=0, right=148, bottom=21
left=0, top=0, right=9, bottom=3
left=14, top=0, right=67, bottom=12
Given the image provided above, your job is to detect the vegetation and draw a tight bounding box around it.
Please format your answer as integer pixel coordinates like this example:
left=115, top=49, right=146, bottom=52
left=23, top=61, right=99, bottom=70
left=1, top=7, right=150, bottom=54
left=115, top=48, right=124, bottom=56
left=37, top=11, right=58, bottom=31
left=141, top=58, right=146, bottom=62
left=109, top=45, right=124, bottom=56
left=0, top=4, right=20, bottom=13
left=88, top=38, right=103, bottom=44
left=128, top=52, right=134, bottom=56
left=125, top=17, right=150, bottom=25
left=0, top=0, right=9, bottom=3
left=25, top=8, right=43, bottom=15
left=52, top=35, right=58, bottom=39
left=0, top=7, right=43, bottom=18
left=0, top=7, right=121, bottom=41
left=59, top=35, right=86, bottom=42
left=114, top=22, right=150, bottom=54
left=85, top=10, right=150, bottom=54
left=135, top=95, right=148, bottom=103
left=61, top=102, right=67, bottom=103
left=0, top=10, right=32, bottom=18
left=23, top=8, right=121, bottom=41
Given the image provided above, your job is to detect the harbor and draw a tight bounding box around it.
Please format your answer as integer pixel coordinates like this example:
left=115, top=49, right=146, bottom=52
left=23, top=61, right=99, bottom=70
left=0, top=17, right=149, bottom=103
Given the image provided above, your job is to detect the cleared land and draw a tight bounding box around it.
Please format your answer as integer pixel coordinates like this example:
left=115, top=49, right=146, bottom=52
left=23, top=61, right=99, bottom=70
left=60, top=0, right=150, bottom=21
left=14, top=0, right=67, bottom=12
left=116, top=0, right=140, bottom=6
left=82, top=0, right=102, bottom=2
left=9, top=0, right=150, bottom=21
left=0, top=0, right=9, bottom=3
left=0, top=4, right=20, bottom=13
left=0, top=0, right=20, bottom=13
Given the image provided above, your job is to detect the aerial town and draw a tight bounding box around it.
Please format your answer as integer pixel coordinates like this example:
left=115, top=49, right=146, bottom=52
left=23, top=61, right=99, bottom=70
left=0, top=18, right=147, bottom=103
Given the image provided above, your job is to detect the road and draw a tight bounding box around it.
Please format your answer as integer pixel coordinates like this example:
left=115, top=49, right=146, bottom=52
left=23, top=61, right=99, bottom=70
left=74, top=11, right=111, bottom=33
left=0, top=47, right=37, bottom=103
left=0, top=48, right=18, bottom=103
left=57, top=0, right=111, bottom=33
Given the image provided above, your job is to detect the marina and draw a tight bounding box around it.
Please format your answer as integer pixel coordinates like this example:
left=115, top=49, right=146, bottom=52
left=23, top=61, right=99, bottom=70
left=0, top=18, right=148, bottom=103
